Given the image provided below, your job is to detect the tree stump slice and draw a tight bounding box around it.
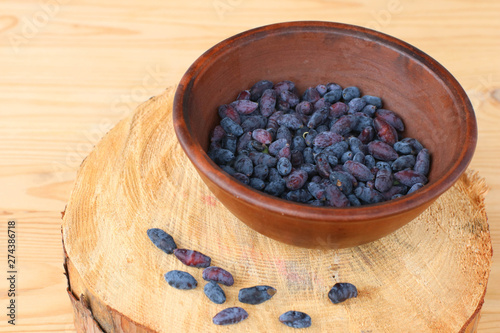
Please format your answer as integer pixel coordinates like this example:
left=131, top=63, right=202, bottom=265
left=62, top=88, right=492, bottom=333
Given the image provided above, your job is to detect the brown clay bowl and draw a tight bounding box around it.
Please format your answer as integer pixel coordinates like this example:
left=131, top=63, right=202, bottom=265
left=173, top=21, right=477, bottom=249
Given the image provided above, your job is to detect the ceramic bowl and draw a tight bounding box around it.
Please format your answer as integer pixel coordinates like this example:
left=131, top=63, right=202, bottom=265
left=173, top=21, right=477, bottom=249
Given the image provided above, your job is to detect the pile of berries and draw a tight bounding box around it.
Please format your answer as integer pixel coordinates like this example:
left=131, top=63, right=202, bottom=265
left=208, top=79, right=430, bottom=207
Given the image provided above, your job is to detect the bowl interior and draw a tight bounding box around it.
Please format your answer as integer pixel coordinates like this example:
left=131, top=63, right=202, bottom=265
left=176, top=22, right=476, bottom=217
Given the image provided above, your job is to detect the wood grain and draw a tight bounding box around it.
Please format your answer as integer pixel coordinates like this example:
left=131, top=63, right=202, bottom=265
left=0, top=0, right=499, bottom=332
left=62, top=88, right=491, bottom=332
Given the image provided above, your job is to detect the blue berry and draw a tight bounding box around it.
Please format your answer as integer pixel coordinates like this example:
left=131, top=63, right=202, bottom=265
left=342, top=86, right=361, bottom=102
left=147, top=228, right=177, bottom=254
left=164, top=270, right=197, bottom=290
left=204, top=282, right=226, bottom=304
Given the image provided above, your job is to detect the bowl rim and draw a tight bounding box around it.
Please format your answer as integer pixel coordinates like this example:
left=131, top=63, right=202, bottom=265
left=173, top=21, right=477, bottom=224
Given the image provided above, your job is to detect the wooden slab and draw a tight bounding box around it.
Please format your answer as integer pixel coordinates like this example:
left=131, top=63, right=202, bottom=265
left=62, top=88, right=492, bottom=332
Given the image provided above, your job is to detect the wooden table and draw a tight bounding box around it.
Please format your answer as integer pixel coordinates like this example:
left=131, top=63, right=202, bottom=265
left=0, top=0, right=498, bottom=331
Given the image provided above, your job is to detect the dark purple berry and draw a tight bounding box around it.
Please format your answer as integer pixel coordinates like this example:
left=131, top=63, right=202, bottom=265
left=394, top=170, right=428, bottom=187
left=277, top=145, right=291, bottom=159
left=210, top=125, right=226, bottom=142
left=202, top=266, right=234, bottom=286
left=309, top=199, right=325, bottom=206
left=302, top=86, right=321, bottom=103
left=249, top=151, right=277, bottom=168
left=296, top=101, right=314, bottom=115
left=414, top=148, right=430, bottom=176
left=375, top=169, right=393, bottom=192
left=213, top=307, right=248, bottom=326
left=324, top=183, right=350, bottom=207
left=374, top=117, right=398, bottom=146
left=392, top=155, right=416, bottom=171
left=268, top=168, right=281, bottom=182
left=236, top=89, right=251, bottom=100
left=354, top=186, right=384, bottom=204
left=278, top=113, right=303, bottom=130
left=250, top=80, right=273, bottom=101
left=362, top=95, right=383, bottom=108
left=361, top=104, right=377, bottom=117
left=324, top=89, right=342, bottom=104
left=303, top=130, right=318, bottom=147
left=232, top=100, right=259, bottom=115
left=348, top=137, right=368, bottom=155
left=277, top=157, right=292, bottom=176
left=313, top=97, right=329, bottom=111
left=290, top=149, right=304, bottom=167
left=307, top=181, right=327, bottom=201
left=234, top=155, right=253, bottom=176
left=249, top=178, right=265, bottom=190
left=276, top=125, right=292, bottom=143
left=236, top=132, right=252, bottom=153
left=376, top=161, right=392, bottom=172
left=353, top=152, right=365, bottom=164
left=330, top=171, right=354, bottom=195
left=220, top=117, right=243, bottom=137
left=348, top=194, right=361, bottom=206
left=381, top=184, right=408, bottom=200
left=315, top=153, right=333, bottom=178
left=376, top=109, right=405, bottom=132
left=292, top=135, right=307, bottom=152
left=340, top=151, right=354, bottom=164
left=368, top=141, right=398, bottom=161
left=266, top=111, right=284, bottom=132
left=268, top=138, right=288, bottom=156
left=326, top=141, right=349, bottom=158
left=342, top=86, right=361, bottom=102
left=348, top=97, right=367, bottom=113
left=147, top=228, right=177, bottom=254
left=264, top=179, right=286, bottom=196
left=407, top=182, right=424, bottom=194
left=252, top=129, right=272, bottom=145
left=238, top=285, right=276, bottom=305
left=273, top=80, right=296, bottom=94
left=253, top=164, right=269, bottom=180
left=220, top=165, right=236, bottom=175
left=222, top=134, right=237, bottom=153
left=358, top=126, right=375, bottom=144
left=279, top=311, right=312, bottom=329
left=204, top=282, right=226, bottom=304
left=285, top=189, right=313, bottom=203
left=279, top=90, right=300, bottom=108
left=174, top=249, right=211, bottom=268
left=329, top=101, right=348, bottom=118
left=307, top=107, right=329, bottom=129
left=328, top=282, right=358, bottom=304
left=259, top=89, right=277, bottom=117
left=214, top=148, right=234, bottom=165
left=233, top=172, right=250, bottom=184
left=394, top=141, right=415, bottom=155
left=241, top=115, right=267, bottom=133
left=300, top=163, right=318, bottom=177
left=285, top=169, right=308, bottom=190
left=326, top=82, right=342, bottom=92
left=402, top=137, right=424, bottom=152
left=218, top=104, right=241, bottom=124
left=331, top=115, right=358, bottom=136
left=364, top=155, right=376, bottom=169
left=316, top=84, right=328, bottom=96
left=343, top=160, right=374, bottom=181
